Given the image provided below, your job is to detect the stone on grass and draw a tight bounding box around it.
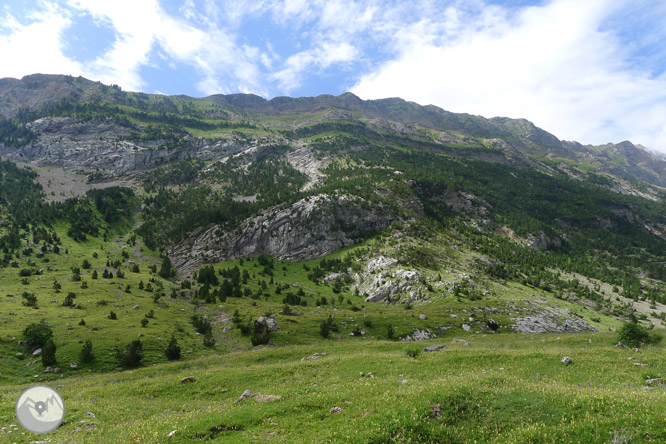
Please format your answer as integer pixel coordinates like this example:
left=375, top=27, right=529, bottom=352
left=461, top=324, right=472, bottom=332
left=236, top=389, right=256, bottom=403
left=70, top=362, right=78, bottom=370
left=429, top=403, right=442, bottom=418
left=254, top=394, right=282, bottom=402
left=32, top=348, right=42, bottom=356
left=256, top=314, right=280, bottom=332
left=84, top=412, right=96, bottom=418
left=645, top=378, right=665, bottom=387
left=418, top=314, right=427, bottom=320
left=330, top=407, right=343, bottom=414
left=423, top=345, right=447, bottom=352
left=561, top=356, right=572, bottom=365
left=168, top=430, right=177, bottom=438
left=180, top=376, right=196, bottom=384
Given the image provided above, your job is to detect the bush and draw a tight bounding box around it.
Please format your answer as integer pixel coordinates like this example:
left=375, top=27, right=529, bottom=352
left=202, top=332, right=215, bottom=347
left=41, top=339, right=57, bottom=366
left=406, top=347, right=420, bottom=358
left=108, top=311, right=117, bottom=320
left=79, top=339, right=94, bottom=363
left=165, top=336, right=181, bottom=361
left=21, top=291, right=38, bottom=308
left=115, top=340, right=144, bottom=367
left=387, top=324, right=395, bottom=340
left=251, top=320, right=270, bottom=346
left=617, top=322, right=661, bottom=348
left=22, top=323, right=53, bottom=348
left=141, top=318, right=149, bottom=328
left=320, top=315, right=338, bottom=338
left=191, top=315, right=212, bottom=335
left=62, top=292, right=76, bottom=307
left=78, top=319, right=86, bottom=326
left=487, top=319, right=500, bottom=332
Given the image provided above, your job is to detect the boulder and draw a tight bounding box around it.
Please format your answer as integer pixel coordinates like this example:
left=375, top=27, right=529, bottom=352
left=423, top=345, right=447, bottom=352
left=256, top=315, right=280, bottom=332
left=236, top=389, right=256, bottom=403
left=32, top=348, right=42, bottom=356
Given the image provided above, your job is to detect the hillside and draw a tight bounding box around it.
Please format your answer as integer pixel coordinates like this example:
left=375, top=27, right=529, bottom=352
left=1, top=74, right=666, bottom=442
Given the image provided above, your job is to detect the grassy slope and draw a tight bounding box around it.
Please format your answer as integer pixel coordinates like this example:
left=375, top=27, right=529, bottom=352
left=1, top=333, right=665, bottom=443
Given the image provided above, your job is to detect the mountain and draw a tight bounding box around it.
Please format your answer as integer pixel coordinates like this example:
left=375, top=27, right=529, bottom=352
left=1, top=73, right=666, bottom=361
left=3, top=73, right=666, bottom=441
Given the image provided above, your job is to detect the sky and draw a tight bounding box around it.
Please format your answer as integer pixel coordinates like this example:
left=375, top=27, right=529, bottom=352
left=1, top=0, right=665, bottom=150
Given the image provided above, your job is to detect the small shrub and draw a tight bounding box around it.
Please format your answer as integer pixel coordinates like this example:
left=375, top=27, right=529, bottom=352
left=145, top=310, right=155, bottom=319
left=202, top=332, right=215, bottom=347
left=251, top=320, right=270, bottom=346
left=41, top=339, right=57, bottom=366
left=319, top=315, right=338, bottom=338
left=78, top=319, right=86, bottom=326
left=114, top=340, right=144, bottom=367
left=21, top=292, right=38, bottom=308
left=165, top=336, right=181, bottom=360
left=141, top=318, right=149, bottom=328
left=191, top=315, right=212, bottom=335
left=387, top=324, right=395, bottom=340
left=62, top=292, right=76, bottom=307
left=108, top=311, right=118, bottom=320
left=22, top=323, right=53, bottom=348
left=617, top=322, right=661, bottom=348
left=406, top=347, right=420, bottom=358
left=79, top=339, right=94, bottom=363
left=487, top=319, right=500, bottom=332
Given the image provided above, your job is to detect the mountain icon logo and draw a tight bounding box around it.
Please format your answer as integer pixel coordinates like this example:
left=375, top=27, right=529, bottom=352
left=15, top=385, right=65, bottom=434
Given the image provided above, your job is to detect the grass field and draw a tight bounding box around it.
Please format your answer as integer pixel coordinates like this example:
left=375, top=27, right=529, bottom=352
left=1, top=332, right=665, bottom=443
left=0, top=223, right=657, bottom=443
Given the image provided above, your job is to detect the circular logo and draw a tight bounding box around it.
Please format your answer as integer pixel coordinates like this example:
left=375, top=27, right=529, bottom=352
left=15, top=385, right=65, bottom=434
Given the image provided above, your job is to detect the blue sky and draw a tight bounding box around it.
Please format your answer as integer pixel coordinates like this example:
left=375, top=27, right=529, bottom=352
left=1, top=0, right=666, bottom=151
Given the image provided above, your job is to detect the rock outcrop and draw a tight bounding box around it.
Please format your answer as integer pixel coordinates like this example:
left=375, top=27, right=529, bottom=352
left=168, top=194, right=396, bottom=275
left=1, top=116, right=255, bottom=178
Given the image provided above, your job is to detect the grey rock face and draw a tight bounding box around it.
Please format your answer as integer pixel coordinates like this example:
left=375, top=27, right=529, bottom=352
left=169, top=194, right=396, bottom=275
left=1, top=120, right=252, bottom=178
left=363, top=268, right=422, bottom=303
left=511, top=309, right=596, bottom=334
left=401, top=329, right=436, bottom=341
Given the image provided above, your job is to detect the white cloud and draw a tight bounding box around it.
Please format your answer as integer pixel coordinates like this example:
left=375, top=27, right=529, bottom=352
left=273, top=41, right=358, bottom=91
left=351, top=0, right=666, bottom=150
left=0, top=2, right=84, bottom=79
